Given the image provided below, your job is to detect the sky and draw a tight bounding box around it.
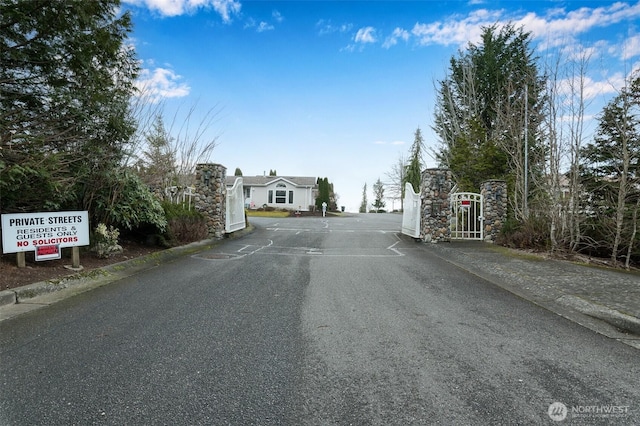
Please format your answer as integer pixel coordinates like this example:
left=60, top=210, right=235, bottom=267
left=121, top=0, right=640, bottom=212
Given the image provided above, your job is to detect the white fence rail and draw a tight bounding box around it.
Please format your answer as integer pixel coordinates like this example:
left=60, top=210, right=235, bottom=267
left=226, top=177, right=246, bottom=233
left=165, top=186, right=195, bottom=209
left=401, top=182, right=421, bottom=238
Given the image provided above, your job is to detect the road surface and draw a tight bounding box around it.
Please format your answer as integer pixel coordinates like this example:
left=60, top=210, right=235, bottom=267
left=1, top=214, right=638, bottom=424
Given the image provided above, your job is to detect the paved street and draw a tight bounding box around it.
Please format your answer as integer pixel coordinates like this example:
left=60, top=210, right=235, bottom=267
left=1, top=214, right=639, bottom=424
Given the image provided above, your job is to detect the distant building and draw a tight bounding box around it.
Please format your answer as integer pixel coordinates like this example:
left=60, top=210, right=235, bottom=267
left=226, top=175, right=318, bottom=211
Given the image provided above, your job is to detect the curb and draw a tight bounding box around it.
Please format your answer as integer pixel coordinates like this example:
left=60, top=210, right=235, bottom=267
left=557, top=295, right=640, bottom=336
left=0, top=224, right=254, bottom=310
left=0, top=290, right=15, bottom=306
left=411, top=237, right=640, bottom=340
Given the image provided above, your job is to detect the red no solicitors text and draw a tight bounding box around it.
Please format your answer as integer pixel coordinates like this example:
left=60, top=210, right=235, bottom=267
left=32, top=236, right=78, bottom=246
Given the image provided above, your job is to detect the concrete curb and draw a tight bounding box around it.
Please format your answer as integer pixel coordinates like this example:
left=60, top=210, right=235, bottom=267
left=0, top=290, right=15, bottom=306
left=557, top=295, right=640, bottom=336
left=0, top=225, right=254, bottom=310
left=412, top=237, right=640, bottom=341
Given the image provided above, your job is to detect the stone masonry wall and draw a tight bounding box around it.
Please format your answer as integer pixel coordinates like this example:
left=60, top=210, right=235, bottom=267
left=480, top=179, right=507, bottom=243
left=418, top=170, right=508, bottom=243
left=194, top=163, right=227, bottom=239
left=420, top=168, right=454, bottom=242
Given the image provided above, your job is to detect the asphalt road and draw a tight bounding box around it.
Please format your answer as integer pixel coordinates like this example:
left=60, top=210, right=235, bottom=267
left=1, top=214, right=639, bottom=425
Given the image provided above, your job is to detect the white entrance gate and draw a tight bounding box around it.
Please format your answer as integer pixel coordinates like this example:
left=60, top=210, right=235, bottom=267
left=450, top=192, right=483, bottom=240
left=226, top=177, right=246, bottom=233
left=402, top=182, right=421, bottom=238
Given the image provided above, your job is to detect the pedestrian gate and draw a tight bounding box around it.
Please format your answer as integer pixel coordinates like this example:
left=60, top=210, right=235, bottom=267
left=450, top=192, right=483, bottom=240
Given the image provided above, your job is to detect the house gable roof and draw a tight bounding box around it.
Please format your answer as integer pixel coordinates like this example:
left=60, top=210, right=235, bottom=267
left=226, top=176, right=317, bottom=188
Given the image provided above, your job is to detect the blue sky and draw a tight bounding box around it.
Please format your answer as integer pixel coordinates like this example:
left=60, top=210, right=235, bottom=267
left=122, top=0, right=640, bottom=212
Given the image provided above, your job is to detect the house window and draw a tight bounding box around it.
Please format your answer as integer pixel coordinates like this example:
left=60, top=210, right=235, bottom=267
left=268, top=190, right=273, bottom=203
left=289, top=191, right=294, bottom=204
left=274, top=183, right=288, bottom=204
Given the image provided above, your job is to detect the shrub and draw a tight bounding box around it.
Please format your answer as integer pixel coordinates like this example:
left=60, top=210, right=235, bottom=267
left=92, top=223, right=122, bottom=258
left=93, top=170, right=167, bottom=233
left=161, top=202, right=208, bottom=246
left=497, top=215, right=550, bottom=250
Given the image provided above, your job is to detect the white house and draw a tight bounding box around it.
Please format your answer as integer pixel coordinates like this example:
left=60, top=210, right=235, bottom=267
left=226, top=176, right=318, bottom=211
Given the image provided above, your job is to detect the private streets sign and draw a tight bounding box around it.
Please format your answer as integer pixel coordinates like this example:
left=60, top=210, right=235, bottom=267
left=1, top=211, right=89, bottom=261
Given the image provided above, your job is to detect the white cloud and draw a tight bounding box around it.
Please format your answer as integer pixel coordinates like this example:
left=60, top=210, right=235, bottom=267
left=355, top=26, right=377, bottom=44
left=243, top=17, right=256, bottom=29
left=556, top=73, right=626, bottom=101
left=621, top=34, right=640, bottom=60
left=123, top=0, right=241, bottom=21
left=516, top=2, right=640, bottom=50
left=583, top=73, right=627, bottom=98
left=316, top=19, right=353, bottom=35
left=411, top=9, right=501, bottom=47
left=553, top=39, right=609, bottom=63
left=407, top=2, right=640, bottom=52
left=272, top=10, right=283, bottom=23
left=257, top=21, right=274, bottom=32
left=382, top=28, right=410, bottom=49
left=212, top=0, right=242, bottom=23
left=134, top=67, right=190, bottom=103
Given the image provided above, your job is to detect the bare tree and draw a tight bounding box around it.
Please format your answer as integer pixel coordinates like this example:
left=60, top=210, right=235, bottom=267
left=581, top=70, right=640, bottom=266
left=494, top=75, right=531, bottom=221
left=167, top=102, right=223, bottom=188
left=565, top=53, right=592, bottom=252
left=130, top=99, right=223, bottom=190
left=385, top=153, right=407, bottom=211
left=611, top=88, right=633, bottom=264
left=541, top=57, right=563, bottom=251
left=626, top=196, right=640, bottom=269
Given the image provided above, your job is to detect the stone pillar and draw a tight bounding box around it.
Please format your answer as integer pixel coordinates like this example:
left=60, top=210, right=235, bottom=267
left=195, top=163, right=227, bottom=239
left=480, top=179, right=507, bottom=243
left=420, top=168, right=454, bottom=242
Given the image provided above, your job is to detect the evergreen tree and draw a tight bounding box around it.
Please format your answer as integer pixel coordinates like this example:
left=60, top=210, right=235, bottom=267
left=139, top=115, right=176, bottom=190
left=359, top=183, right=368, bottom=213
left=405, top=128, right=425, bottom=193
left=234, top=168, right=243, bottom=176
left=0, top=0, right=138, bottom=216
left=372, top=178, right=386, bottom=212
left=315, top=177, right=331, bottom=210
left=434, top=23, right=544, bottom=204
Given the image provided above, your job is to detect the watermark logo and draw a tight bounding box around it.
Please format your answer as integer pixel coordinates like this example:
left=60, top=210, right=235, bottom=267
left=548, top=402, right=631, bottom=421
left=548, top=402, right=568, bottom=422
